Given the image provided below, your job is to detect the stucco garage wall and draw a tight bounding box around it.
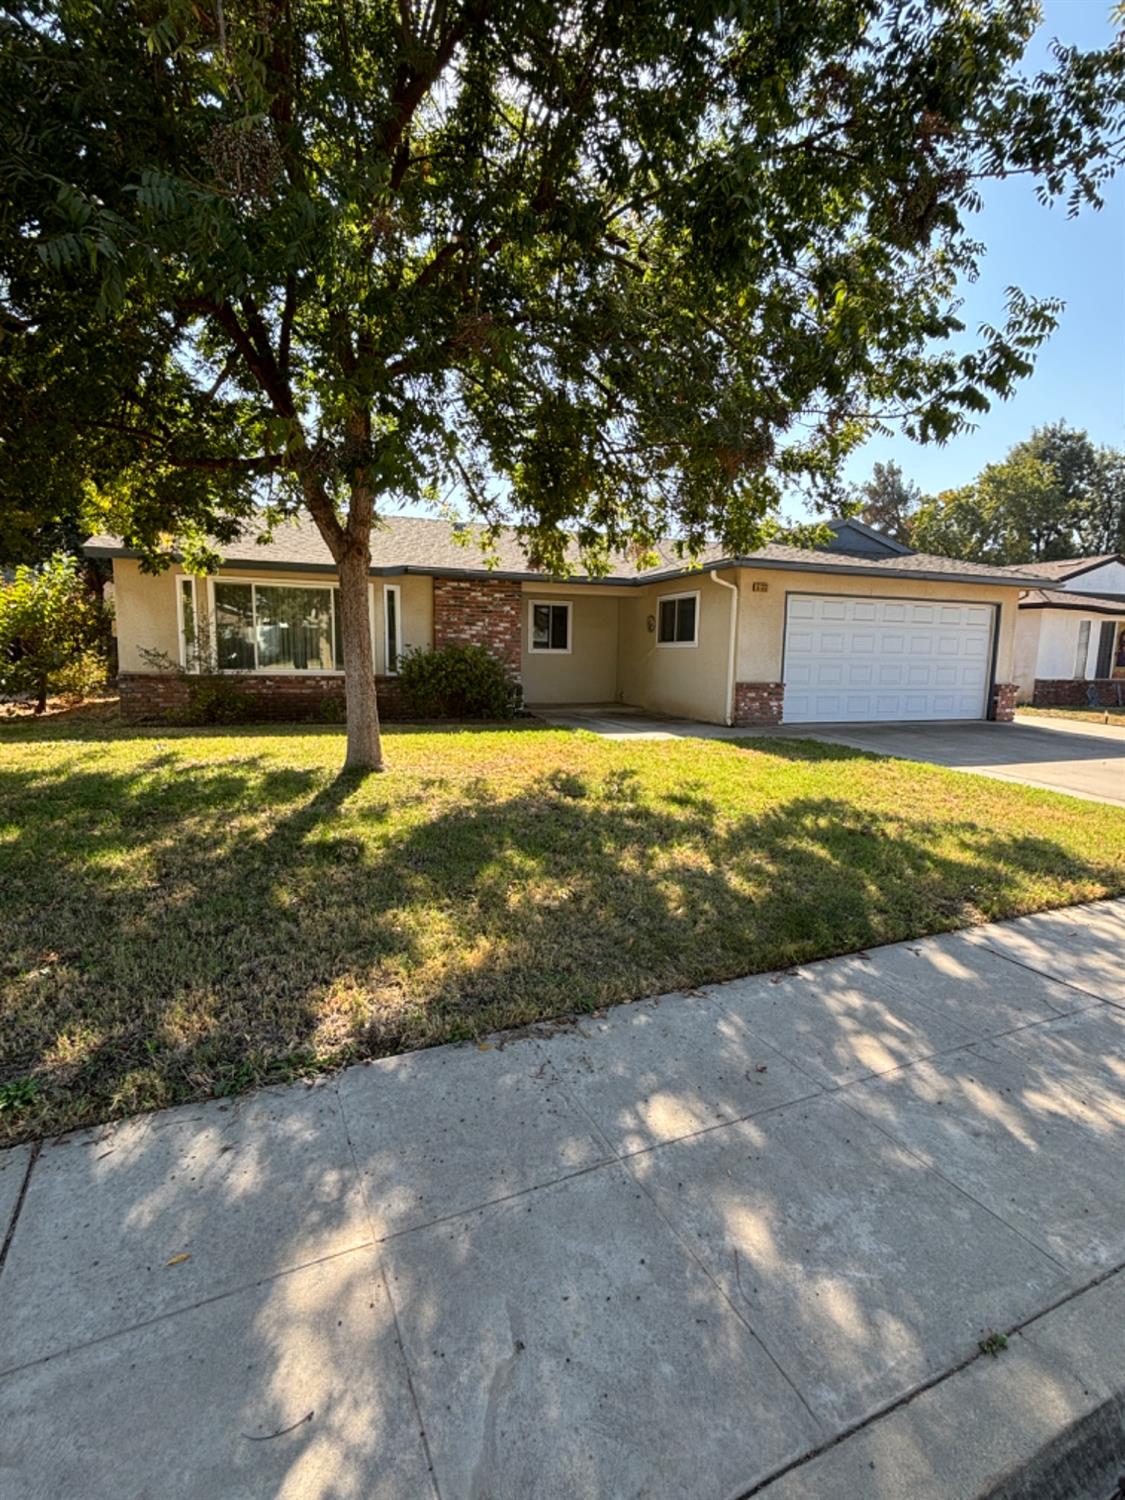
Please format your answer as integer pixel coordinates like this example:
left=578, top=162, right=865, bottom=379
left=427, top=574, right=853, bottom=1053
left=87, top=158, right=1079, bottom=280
left=617, top=573, right=733, bottom=723
left=734, top=567, right=1020, bottom=689
left=520, top=591, right=620, bottom=704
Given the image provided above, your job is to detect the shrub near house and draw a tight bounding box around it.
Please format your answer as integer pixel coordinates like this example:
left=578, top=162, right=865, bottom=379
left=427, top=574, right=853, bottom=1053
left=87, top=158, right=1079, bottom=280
left=0, top=555, right=108, bottom=712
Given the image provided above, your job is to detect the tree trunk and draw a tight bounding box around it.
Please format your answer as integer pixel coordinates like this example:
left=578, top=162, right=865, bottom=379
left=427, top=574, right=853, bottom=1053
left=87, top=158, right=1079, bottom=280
left=337, top=543, right=384, bottom=771
left=35, top=673, right=48, bottom=715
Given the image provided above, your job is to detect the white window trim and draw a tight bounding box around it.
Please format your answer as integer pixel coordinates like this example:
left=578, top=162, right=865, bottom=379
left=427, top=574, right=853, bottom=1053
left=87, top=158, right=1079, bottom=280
left=1074, top=619, right=1092, bottom=680
left=528, top=598, right=572, bottom=654
left=175, top=574, right=198, bottom=670
left=204, top=575, right=375, bottom=676
left=655, top=589, right=700, bottom=648
left=383, top=583, right=403, bottom=675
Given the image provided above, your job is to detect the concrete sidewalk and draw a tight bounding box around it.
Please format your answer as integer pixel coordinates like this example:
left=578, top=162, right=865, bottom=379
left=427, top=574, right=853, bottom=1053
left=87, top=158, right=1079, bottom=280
left=1, top=903, right=1123, bottom=1499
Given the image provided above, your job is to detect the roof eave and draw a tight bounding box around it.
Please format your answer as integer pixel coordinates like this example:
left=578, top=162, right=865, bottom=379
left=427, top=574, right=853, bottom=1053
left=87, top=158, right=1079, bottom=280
left=84, top=542, right=1028, bottom=589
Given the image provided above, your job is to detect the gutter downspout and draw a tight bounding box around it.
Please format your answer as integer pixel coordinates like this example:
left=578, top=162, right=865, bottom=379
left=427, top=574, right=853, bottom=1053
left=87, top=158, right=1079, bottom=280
left=710, top=571, right=739, bottom=726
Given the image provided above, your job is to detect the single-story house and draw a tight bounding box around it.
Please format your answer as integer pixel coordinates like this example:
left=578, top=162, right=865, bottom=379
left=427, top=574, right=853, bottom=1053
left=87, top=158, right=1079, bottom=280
left=84, top=515, right=1032, bottom=726
left=1011, top=554, right=1125, bottom=706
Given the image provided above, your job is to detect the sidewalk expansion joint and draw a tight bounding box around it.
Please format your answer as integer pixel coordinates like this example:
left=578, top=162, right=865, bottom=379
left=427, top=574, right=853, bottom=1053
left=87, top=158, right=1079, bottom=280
left=0, top=1139, right=41, bottom=1282
left=729, top=1258, right=1125, bottom=1500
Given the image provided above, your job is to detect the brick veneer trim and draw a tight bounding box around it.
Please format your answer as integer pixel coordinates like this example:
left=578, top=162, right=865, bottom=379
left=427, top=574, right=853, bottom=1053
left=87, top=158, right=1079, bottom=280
left=991, top=682, right=1018, bottom=723
left=1032, top=678, right=1125, bottom=708
left=432, top=577, right=522, bottom=678
left=119, top=672, right=409, bottom=723
left=733, top=681, right=783, bottom=726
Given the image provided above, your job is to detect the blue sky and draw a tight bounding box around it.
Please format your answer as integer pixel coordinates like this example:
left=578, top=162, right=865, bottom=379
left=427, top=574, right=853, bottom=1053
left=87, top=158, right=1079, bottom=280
left=824, top=0, right=1125, bottom=513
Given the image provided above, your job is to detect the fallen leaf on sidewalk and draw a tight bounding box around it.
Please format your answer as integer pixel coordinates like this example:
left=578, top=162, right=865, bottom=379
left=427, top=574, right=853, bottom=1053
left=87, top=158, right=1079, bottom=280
left=166, top=1252, right=191, bottom=1267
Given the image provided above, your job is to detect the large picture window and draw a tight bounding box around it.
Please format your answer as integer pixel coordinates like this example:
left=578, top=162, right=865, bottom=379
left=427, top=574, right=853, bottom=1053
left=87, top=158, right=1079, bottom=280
left=192, top=578, right=372, bottom=674
left=529, top=600, right=571, bottom=653
left=656, top=591, right=698, bottom=646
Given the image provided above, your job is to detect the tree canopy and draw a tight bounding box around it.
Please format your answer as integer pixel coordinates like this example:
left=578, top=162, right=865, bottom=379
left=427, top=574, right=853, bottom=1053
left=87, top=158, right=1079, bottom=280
left=3, top=0, right=1124, bottom=762
left=852, top=461, right=923, bottom=544
left=908, top=422, right=1125, bottom=564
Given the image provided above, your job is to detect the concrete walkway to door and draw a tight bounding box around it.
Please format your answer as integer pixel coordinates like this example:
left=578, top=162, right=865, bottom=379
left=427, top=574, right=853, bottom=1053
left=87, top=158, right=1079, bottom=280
left=535, top=705, right=1125, bottom=805
left=2, top=900, right=1124, bottom=1498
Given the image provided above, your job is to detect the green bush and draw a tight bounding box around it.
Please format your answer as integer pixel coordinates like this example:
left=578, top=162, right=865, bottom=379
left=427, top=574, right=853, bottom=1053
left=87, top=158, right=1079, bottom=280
left=397, top=643, right=518, bottom=720
left=0, top=554, right=110, bottom=711
left=184, top=674, right=254, bottom=724
left=49, top=647, right=108, bottom=699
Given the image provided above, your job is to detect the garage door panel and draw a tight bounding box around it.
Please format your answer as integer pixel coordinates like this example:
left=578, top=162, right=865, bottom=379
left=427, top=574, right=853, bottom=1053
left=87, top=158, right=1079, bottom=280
left=783, top=595, right=993, bottom=723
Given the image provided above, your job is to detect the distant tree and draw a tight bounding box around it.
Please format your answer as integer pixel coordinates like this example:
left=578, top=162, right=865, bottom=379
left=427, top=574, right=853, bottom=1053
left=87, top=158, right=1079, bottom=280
left=1077, top=447, right=1125, bottom=555
left=909, top=424, right=1125, bottom=564
left=852, top=462, right=923, bottom=544
left=0, top=555, right=109, bottom=712
left=910, top=484, right=995, bottom=563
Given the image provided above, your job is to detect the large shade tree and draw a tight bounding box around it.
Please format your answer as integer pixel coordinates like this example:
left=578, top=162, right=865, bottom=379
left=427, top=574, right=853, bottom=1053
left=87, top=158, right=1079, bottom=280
left=3, top=0, right=1124, bottom=767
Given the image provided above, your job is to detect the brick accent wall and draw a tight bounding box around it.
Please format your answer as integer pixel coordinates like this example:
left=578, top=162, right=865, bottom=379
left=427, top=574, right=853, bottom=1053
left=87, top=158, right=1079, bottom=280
left=432, top=577, right=522, bottom=679
left=1032, top=678, right=1125, bottom=708
left=119, top=672, right=409, bottom=723
left=733, top=681, right=783, bottom=726
left=991, top=682, right=1018, bottom=722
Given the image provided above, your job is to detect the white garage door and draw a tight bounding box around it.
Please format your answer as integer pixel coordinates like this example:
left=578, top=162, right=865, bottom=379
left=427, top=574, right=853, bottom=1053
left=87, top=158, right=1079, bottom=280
left=783, top=594, right=994, bottom=723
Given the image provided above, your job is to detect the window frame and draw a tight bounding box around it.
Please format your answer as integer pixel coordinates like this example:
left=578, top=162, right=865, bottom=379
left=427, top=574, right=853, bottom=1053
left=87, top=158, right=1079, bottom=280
left=1074, top=619, right=1092, bottom=680
left=194, top=576, right=375, bottom=675
left=383, top=583, right=403, bottom=674
left=175, top=575, right=198, bottom=670
left=655, top=590, right=700, bottom=648
left=527, top=598, right=572, bottom=655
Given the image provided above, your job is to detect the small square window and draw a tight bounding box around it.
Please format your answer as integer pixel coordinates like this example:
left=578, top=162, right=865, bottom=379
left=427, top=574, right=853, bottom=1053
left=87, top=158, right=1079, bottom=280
left=657, top=592, right=698, bottom=645
left=530, top=601, right=571, bottom=652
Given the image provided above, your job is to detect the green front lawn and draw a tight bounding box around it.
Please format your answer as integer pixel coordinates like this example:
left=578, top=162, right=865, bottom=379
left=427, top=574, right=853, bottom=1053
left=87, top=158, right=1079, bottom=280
left=2, top=719, right=1123, bottom=1144
left=1017, top=705, right=1125, bottom=727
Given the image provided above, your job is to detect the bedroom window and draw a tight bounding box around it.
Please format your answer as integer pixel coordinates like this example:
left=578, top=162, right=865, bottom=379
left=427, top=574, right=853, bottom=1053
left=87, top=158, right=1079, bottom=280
left=657, top=591, right=699, bottom=646
left=529, top=600, right=571, bottom=652
left=1074, top=620, right=1091, bottom=679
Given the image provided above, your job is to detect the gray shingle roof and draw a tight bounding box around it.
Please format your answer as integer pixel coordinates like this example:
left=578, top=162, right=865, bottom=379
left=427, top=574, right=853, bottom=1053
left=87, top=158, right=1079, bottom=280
left=1009, top=554, right=1122, bottom=581
left=1019, top=587, right=1125, bottom=613
left=739, top=542, right=1030, bottom=585
left=83, top=513, right=691, bottom=580
left=83, top=512, right=1030, bottom=587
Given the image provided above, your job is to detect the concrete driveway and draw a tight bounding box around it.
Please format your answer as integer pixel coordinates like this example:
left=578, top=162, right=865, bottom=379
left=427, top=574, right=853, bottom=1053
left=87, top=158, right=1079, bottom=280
left=1, top=901, right=1123, bottom=1499
left=538, top=706, right=1125, bottom=805
left=760, top=717, right=1125, bottom=805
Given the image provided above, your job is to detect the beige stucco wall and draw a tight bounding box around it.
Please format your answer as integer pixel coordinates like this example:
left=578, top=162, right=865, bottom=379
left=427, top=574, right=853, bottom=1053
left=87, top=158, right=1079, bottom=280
left=1011, top=610, right=1043, bottom=702
left=379, top=574, right=432, bottom=674
left=113, top=558, right=434, bottom=676
left=734, top=567, right=1021, bottom=687
left=617, top=572, right=735, bottom=723
left=521, top=592, right=620, bottom=703
left=112, top=559, right=183, bottom=672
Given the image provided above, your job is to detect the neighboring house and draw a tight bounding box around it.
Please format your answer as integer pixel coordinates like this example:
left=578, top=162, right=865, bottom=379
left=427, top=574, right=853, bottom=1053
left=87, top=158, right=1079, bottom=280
left=1011, top=555, right=1125, bottom=706
left=84, top=515, right=1031, bottom=726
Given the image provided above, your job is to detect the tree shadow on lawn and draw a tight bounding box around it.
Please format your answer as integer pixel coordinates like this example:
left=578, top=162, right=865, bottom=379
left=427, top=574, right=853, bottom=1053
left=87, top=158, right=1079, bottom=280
left=0, top=736, right=1120, bottom=1142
